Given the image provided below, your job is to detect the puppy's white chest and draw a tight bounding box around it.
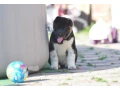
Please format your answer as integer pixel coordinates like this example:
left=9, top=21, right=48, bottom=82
left=54, top=38, right=74, bottom=64
left=54, top=38, right=74, bottom=53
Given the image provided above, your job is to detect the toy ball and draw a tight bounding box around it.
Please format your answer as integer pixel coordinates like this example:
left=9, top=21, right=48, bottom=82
left=6, top=61, right=28, bottom=83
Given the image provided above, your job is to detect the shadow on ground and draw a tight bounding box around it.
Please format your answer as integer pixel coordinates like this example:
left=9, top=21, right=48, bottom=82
left=28, top=43, right=120, bottom=76
left=2, top=43, right=120, bottom=86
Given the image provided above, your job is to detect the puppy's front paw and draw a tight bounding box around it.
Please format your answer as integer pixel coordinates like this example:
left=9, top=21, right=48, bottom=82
left=68, top=65, right=77, bottom=70
left=50, top=65, right=58, bottom=70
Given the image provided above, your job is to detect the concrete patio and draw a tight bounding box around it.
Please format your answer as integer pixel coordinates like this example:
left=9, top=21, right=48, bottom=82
left=7, top=33, right=120, bottom=86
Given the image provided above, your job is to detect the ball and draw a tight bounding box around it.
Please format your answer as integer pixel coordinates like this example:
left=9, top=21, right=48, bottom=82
left=6, top=61, right=28, bottom=83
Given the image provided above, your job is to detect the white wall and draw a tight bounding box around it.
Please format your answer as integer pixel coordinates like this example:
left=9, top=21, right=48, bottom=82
left=111, top=4, right=120, bottom=29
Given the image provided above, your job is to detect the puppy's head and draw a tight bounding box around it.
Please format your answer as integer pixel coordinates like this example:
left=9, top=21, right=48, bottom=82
left=53, top=16, right=73, bottom=43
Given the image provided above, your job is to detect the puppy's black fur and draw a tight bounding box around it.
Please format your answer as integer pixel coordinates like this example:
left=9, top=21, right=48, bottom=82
left=49, top=16, right=77, bottom=69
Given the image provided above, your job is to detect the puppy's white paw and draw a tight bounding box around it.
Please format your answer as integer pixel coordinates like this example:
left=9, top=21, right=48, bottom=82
left=68, top=65, right=77, bottom=70
left=50, top=65, right=58, bottom=70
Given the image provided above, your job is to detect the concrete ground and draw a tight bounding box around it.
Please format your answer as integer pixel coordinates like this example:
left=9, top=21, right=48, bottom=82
left=10, top=33, right=120, bottom=86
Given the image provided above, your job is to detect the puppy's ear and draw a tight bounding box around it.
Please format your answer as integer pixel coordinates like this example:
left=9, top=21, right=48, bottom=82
left=53, top=16, right=61, bottom=29
left=55, top=16, right=61, bottom=20
left=68, top=19, right=73, bottom=27
left=54, top=16, right=61, bottom=23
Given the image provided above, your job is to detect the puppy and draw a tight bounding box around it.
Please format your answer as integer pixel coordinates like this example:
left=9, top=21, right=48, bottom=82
left=48, top=16, right=77, bottom=70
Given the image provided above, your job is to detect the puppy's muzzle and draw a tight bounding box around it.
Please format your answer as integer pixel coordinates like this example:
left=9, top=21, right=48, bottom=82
left=54, top=30, right=64, bottom=37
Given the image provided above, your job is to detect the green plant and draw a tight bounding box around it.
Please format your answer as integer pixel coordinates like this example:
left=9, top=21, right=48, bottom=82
left=114, top=51, right=119, bottom=55
left=98, top=55, right=107, bottom=60
left=91, top=77, right=108, bottom=83
left=112, top=80, right=118, bottom=82
left=78, top=54, right=84, bottom=58
left=87, top=63, right=93, bottom=66
left=75, top=22, right=95, bottom=37
left=88, top=47, right=94, bottom=50
left=95, top=52, right=101, bottom=55
left=66, top=77, right=72, bottom=80
left=61, top=69, right=68, bottom=73
left=40, top=69, right=58, bottom=73
left=59, top=82, right=69, bottom=85
left=81, top=59, right=86, bottom=63
left=78, top=64, right=82, bottom=66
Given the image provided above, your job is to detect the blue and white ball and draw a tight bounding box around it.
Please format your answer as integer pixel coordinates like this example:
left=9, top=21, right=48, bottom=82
left=6, top=61, right=28, bottom=83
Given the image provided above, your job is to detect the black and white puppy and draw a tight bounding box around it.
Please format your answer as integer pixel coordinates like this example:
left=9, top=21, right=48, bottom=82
left=48, top=16, right=77, bottom=70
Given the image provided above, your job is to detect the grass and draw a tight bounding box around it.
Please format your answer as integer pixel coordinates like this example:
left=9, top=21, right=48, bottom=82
left=42, top=62, right=51, bottom=70
left=75, top=22, right=94, bottom=38
left=40, top=69, right=70, bottom=74
left=114, top=51, right=120, bottom=55
left=98, top=55, right=107, bottom=60
left=95, top=52, right=101, bottom=55
left=112, top=80, right=118, bottom=82
left=77, top=64, right=82, bottom=66
left=40, top=69, right=58, bottom=73
left=61, top=69, right=68, bottom=73
left=40, top=68, right=71, bottom=73
left=66, top=77, right=72, bottom=80
left=91, top=77, right=108, bottom=83
left=81, top=59, right=86, bottom=63
left=0, top=79, right=13, bottom=86
left=59, top=82, right=69, bottom=86
left=87, top=63, right=93, bottom=67
left=78, top=54, right=84, bottom=58
left=88, top=47, right=94, bottom=50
